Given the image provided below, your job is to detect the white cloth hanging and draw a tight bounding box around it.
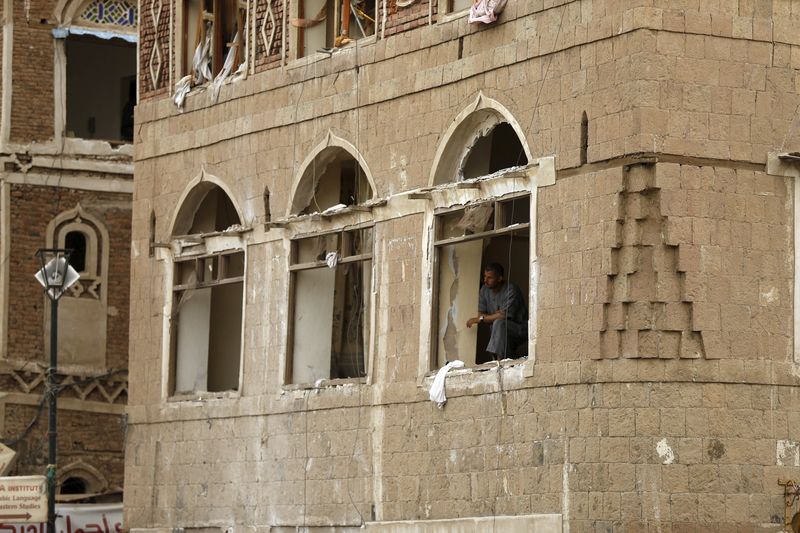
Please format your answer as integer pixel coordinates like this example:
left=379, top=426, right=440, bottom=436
left=429, top=360, right=465, bottom=408
left=468, top=0, right=507, bottom=24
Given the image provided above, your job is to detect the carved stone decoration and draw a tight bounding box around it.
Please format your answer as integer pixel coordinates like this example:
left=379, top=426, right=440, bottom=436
left=148, top=0, right=163, bottom=90
left=260, top=0, right=277, bottom=57
left=9, top=368, right=128, bottom=404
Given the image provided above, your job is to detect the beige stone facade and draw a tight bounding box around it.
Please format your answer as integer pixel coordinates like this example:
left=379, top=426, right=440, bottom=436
left=129, top=0, right=800, bottom=530
left=0, top=0, right=133, bottom=499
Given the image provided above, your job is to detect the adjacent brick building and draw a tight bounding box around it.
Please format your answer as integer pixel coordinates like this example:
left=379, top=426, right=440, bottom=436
left=129, top=0, right=800, bottom=530
left=0, top=0, right=133, bottom=500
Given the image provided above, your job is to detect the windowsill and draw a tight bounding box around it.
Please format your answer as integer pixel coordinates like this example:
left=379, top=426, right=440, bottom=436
left=428, top=357, right=527, bottom=377
left=287, top=35, right=377, bottom=70
left=286, top=200, right=386, bottom=223
left=420, top=357, right=530, bottom=392
left=439, top=7, right=470, bottom=23
left=283, top=376, right=367, bottom=390
left=176, top=67, right=247, bottom=109
left=167, top=389, right=240, bottom=403
left=61, top=137, right=133, bottom=157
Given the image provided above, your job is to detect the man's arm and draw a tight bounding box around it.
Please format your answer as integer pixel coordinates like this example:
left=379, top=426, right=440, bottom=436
left=466, top=309, right=506, bottom=328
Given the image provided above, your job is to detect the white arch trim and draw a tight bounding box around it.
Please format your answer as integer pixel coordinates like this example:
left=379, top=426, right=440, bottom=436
left=57, top=460, right=109, bottom=493
left=428, top=92, right=533, bottom=187
left=46, top=203, right=110, bottom=302
left=167, top=167, right=246, bottom=238
left=287, top=131, right=378, bottom=217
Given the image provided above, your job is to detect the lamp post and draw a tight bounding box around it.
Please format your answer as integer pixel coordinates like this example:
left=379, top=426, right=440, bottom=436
left=34, top=249, right=79, bottom=533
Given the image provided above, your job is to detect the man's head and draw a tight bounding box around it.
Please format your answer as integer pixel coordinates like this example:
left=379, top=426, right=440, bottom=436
left=483, top=263, right=505, bottom=290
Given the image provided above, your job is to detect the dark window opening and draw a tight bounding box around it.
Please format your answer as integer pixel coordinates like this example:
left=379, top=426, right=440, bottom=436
left=60, top=477, right=88, bottom=495
left=65, top=35, right=136, bottom=143
left=149, top=210, right=156, bottom=257
left=461, top=122, right=527, bottom=181
left=184, top=0, right=246, bottom=80
left=189, top=186, right=240, bottom=234
left=580, top=111, right=588, bottom=165
left=293, top=148, right=373, bottom=215
left=297, top=0, right=376, bottom=57
left=263, top=186, right=271, bottom=223
left=65, top=231, right=87, bottom=272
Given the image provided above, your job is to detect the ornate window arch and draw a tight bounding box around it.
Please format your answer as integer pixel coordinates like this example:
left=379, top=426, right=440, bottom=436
left=47, top=204, right=108, bottom=301
left=45, top=206, right=110, bottom=369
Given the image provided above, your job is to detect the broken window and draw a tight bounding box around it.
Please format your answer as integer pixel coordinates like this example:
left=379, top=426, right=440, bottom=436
left=65, top=35, right=136, bottom=142
left=433, top=194, right=530, bottom=368
left=291, top=147, right=373, bottom=215
left=183, top=0, right=247, bottom=83
left=293, top=0, right=375, bottom=57
left=288, top=226, right=372, bottom=384
left=461, top=122, right=527, bottom=180
left=170, top=184, right=244, bottom=395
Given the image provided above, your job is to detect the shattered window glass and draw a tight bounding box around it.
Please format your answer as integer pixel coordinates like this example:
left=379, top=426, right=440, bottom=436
left=79, top=0, right=138, bottom=28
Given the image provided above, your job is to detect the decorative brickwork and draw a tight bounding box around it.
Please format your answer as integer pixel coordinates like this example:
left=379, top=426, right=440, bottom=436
left=255, top=0, right=285, bottom=71
left=6, top=184, right=131, bottom=369
left=384, top=0, right=432, bottom=38
left=139, top=0, right=169, bottom=99
left=5, top=403, right=125, bottom=489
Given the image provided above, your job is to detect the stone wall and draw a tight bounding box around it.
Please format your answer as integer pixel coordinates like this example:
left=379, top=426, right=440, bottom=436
left=128, top=0, right=800, bottom=530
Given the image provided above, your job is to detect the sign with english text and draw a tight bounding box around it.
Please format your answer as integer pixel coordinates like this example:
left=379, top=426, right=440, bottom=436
left=0, top=503, right=122, bottom=533
left=0, top=476, right=46, bottom=523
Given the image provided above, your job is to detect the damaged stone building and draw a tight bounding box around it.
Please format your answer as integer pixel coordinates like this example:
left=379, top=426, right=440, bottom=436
left=129, top=0, right=800, bottom=530
left=0, top=0, right=134, bottom=500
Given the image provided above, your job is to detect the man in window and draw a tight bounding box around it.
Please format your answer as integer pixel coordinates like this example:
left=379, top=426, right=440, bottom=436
left=466, top=263, right=527, bottom=360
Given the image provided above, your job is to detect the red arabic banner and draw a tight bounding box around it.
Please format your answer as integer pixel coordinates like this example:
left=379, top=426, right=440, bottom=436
left=0, top=503, right=122, bottom=533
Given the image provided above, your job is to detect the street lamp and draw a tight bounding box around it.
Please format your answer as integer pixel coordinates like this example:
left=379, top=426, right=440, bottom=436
left=34, top=249, right=79, bottom=533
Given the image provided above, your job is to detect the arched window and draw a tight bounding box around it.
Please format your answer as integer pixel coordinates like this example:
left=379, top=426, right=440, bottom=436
left=286, top=137, right=376, bottom=384
left=169, top=181, right=245, bottom=395
left=427, top=95, right=534, bottom=368
left=57, top=461, right=109, bottom=497
left=460, top=122, right=527, bottom=180
left=290, top=146, right=374, bottom=215
left=46, top=205, right=109, bottom=367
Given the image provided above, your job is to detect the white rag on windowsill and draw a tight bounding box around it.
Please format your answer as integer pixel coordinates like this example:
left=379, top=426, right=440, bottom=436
left=429, top=360, right=465, bottom=408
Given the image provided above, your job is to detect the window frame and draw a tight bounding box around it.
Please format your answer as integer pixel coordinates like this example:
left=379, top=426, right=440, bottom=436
left=168, top=246, right=246, bottom=397
left=292, top=0, right=377, bottom=59
left=180, top=0, right=248, bottom=83
left=53, top=0, right=138, bottom=150
left=285, top=222, right=374, bottom=386
left=429, top=192, right=531, bottom=371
